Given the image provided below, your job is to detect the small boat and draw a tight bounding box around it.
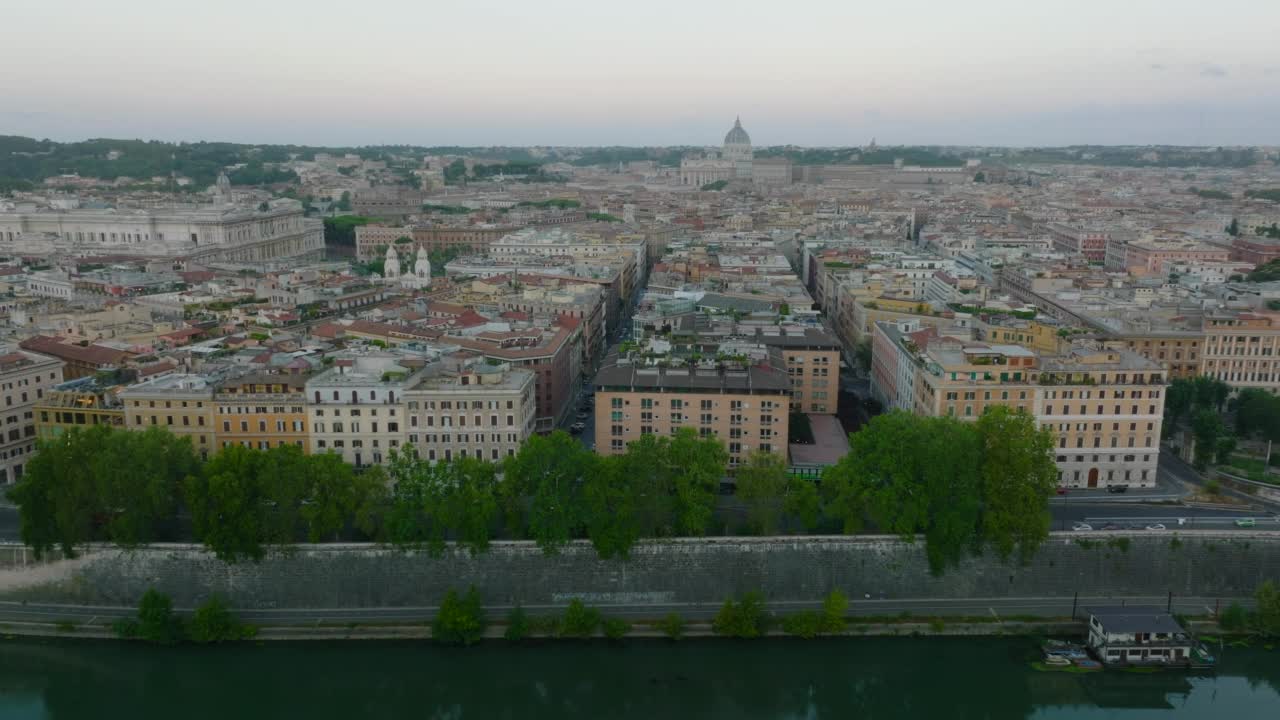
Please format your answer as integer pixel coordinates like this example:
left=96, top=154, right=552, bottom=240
left=1042, top=640, right=1089, bottom=660
left=1043, top=655, right=1071, bottom=666
left=1073, top=659, right=1103, bottom=671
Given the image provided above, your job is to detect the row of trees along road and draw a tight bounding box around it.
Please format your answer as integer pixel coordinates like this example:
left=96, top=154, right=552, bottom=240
left=8, top=407, right=1058, bottom=573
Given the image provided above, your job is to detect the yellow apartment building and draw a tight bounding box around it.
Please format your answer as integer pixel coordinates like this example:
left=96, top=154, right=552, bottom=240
left=213, top=373, right=310, bottom=451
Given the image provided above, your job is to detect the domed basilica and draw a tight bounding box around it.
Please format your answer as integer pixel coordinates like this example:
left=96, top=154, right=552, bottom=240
left=680, top=117, right=754, bottom=186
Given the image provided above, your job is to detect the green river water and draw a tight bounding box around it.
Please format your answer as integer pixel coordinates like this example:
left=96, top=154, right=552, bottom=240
left=0, top=636, right=1277, bottom=719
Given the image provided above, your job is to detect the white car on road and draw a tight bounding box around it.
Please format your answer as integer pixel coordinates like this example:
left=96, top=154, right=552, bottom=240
left=1071, top=523, right=1093, bottom=532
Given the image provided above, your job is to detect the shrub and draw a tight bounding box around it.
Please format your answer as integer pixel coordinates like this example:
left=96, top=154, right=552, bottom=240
left=1206, top=479, right=1222, bottom=495
left=659, top=613, right=685, bottom=641
left=1219, top=602, right=1248, bottom=632
left=137, top=589, right=184, bottom=645
left=433, top=587, right=486, bottom=646
left=504, top=606, right=529, bottom=642
left=602, top=618, right=631, bottom=640
left=929, top=618, right=946, bottom=633
left=530, top=615, right=562, bottom=637
left=562, top=599, right=602, bottom=638
left=189, top=596, right=255, bottom=643
left=782, top=611, right=823, bottom=639
left=112, top=618, right=139, bottom=639
left=822, top=590, right=848, bottom=633
left=712, top=592, right=769, bottom=638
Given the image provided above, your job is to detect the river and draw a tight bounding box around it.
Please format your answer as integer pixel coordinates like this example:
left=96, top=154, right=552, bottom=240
left=0, top=636, right=1277, bottom=718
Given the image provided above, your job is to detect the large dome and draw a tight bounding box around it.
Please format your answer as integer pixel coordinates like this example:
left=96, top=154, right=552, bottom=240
left=724, top=116, right=751, bottom=146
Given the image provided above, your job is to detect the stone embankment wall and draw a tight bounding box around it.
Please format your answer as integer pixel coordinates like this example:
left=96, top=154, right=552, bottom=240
left=1, top=533, right=1277, bottom=609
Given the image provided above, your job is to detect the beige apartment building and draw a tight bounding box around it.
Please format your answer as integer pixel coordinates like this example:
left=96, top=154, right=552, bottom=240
left=404, top=358, right=537, bottom=464
left=120, top=374, right=217, bottom=458
left=306, top=354, right=427, bottom=467
left=758, top=330, right=841, bottom=414
left=883, top=335, right=1166, bottom=489
left=1200, top=312, right=1280, bottom=391
left=593, top=361, right=791, bottom=468
left=0, top=349, right=64, bottom=484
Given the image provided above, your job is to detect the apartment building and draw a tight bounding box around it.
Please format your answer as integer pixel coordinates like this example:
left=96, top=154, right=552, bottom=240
left=354, top=224, right=514, bottom=261
left=404, top=356, right=536, bottom=464
left=1112, top=332, right=1205, bottom=380
left=214, top=374, right=310, bottom=452
left=448, top=322, right=582, bottom=432
left=306, top=354, right=427, bottom=466
left=34, top=373, right=130, bottom=441
left=120, top=374, right=216, bottom=458
left=1039, top=349, right=1166, bottom=489
left=1200, top=311, right=1280, bottom=391
left=0, top=350, right=64, bottom=484
left=593, top=359, right=791, bottom=468
left=874, top=331, right=1166, bottom=489
left=758, top=329, right=841, bottom=414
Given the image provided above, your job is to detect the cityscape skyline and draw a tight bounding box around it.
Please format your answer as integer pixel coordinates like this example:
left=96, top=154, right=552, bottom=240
left=3, top=0, right=1278, bottom=147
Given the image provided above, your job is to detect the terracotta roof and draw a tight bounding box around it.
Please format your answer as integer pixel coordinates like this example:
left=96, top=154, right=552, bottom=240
left=310, top=323, right=345, bottom=339
left=138, top=360, right=177, bottom=377
left=19, top=336, right=132, bottom=366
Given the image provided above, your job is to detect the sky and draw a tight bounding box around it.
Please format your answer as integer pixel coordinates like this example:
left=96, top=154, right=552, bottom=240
left=2, top=0, right=1279, bottom=147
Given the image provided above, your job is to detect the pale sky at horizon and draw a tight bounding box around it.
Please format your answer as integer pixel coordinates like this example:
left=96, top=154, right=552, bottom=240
left=3, top=0, right=1279, bottom=147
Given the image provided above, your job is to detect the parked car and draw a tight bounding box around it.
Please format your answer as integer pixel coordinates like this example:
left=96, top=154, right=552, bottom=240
left=1236, top=518, right=1257, bottom=528
left=1056, top=487, right=1069, bottom=495
left=1101, top=524, right=1121, bottom=531
left=1145, top=524, right=1166, bottom=531
left=576, top=411, right=589, bottom=420
left=1071, top=523, right=1093, bottom=532
left=1107, top=485, right=1129, bottom=494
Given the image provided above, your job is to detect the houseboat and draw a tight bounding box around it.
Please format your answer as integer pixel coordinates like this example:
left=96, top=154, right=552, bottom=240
left=1084, top=606, right=1215, bottom=669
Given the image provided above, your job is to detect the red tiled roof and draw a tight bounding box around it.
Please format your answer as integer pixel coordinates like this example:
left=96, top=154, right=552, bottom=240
left=18, top=336, right=132, bottom=366
left=138, top=360, right=177, bottom=377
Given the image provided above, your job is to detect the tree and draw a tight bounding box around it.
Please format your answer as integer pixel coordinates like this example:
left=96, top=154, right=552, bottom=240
left=712, top=592, right=769, bottom=638
left=1191, top=409, right=1225, bottom=471
left=434, top=587, right=486, bottom=645
left=444, top=159, right=467, bottom=185
left=383, top=450, right=498, bottom=556
left=822, top=589, right=848, bottom=633
left=976, top=407, right=1057, bottom=562
left=135, top=589, right=184, bottom=645
left=6, top=426, right=199, bottom=558
left=336, top=191, right=352, bottom=212
left=1227, top=218, right=1240, bottom=236
left=1255, top=580, right=1280, bottom=638
left=785, top=478, right=822, bottom=531
left=666, top=428, right=728, bottom=536
left=1234, top=388, right=1280, bottom=442
left=189, top=596, right=255, bottom=643
left=561, top=599, right=602, bottom=638
left=736, top=450, right=790, bottom=535
left=502, top=431, right=595, bottom=554
left=854, top=338, right=873, bottom=372
left=582, top=455, right=641, bottom=559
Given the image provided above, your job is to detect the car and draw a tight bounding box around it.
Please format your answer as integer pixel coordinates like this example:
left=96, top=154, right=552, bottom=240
left=1107, top=485, right=1129, bottom=494
left=1056, top=487, right=1069, bottom=495
left=576, top=411, right=589, bottom=420
left=1071, top=523, right=1093, bottom=532
left=1236, top=518, right=1257, bottom=528
left=568, top=422, right=585, bottom=434
left=1145, top=524, right=1166, bottom=531
left=1101, top=524, right=1121, bottom=531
